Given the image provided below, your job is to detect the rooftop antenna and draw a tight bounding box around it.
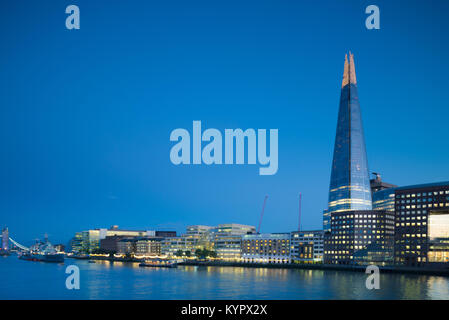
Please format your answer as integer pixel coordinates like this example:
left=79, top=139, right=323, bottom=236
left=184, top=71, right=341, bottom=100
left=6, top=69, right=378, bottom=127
left=257, top=195, right=268, bottom=234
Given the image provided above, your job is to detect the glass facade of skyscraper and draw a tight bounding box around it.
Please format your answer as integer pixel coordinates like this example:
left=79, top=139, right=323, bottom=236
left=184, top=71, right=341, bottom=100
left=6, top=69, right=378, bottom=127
left=372, top=188, right=396, bottom=213
left=324, top=53, right=372, bottom=232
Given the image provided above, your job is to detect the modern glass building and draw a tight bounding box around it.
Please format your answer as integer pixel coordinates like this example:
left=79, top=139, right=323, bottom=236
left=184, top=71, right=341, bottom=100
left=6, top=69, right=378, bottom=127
left=212, top=224, right=256, bottom=261
left=323, top=210, right=395, bottom=265
left=372, top=187, right=396, bottom=213
left=394, top=181, right=449, bottom=266
left=324, top=52, right=372, bottom=232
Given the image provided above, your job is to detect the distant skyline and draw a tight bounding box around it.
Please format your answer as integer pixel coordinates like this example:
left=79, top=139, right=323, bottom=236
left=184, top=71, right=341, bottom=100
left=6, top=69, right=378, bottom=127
left=1, top=0, right=449, bottom=244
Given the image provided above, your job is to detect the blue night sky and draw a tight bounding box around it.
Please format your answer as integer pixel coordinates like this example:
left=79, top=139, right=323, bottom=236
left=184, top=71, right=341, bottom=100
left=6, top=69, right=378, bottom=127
left=1, top=0, right=448, bottom=244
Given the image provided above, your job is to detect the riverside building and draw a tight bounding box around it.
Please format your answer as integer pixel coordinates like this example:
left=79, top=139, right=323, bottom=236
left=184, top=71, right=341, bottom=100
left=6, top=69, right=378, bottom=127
left=161, top=224, right=256, bottom=259
left=184, top=225, right=214, bottom=252
left=161, top=225, right=214, bottom=257
left=161, top=236, right=187, bottom=256
left=324, top=210, right=395, bottom=265
left=394, top=181, right=449, bottom=267
left=117, top=238, right=136, bottom=254
left=290, top=230, right=324, bottom=263
left=212, top=224, right=256, bottom=261
left=71, top=226, right=158, bottom=253
left=135, top=237, right=163, bottom=257
left=241, top=233, right=291, bottom=264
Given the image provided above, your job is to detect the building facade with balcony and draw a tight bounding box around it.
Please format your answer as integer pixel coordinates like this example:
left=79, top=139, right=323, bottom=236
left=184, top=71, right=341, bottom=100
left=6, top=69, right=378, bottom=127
left=135, top=238, right=163, bottom=256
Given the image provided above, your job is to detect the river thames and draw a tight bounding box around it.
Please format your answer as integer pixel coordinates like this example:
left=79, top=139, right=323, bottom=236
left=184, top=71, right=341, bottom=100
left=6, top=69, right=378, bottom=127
left=1, top=255, right=449, bottom=299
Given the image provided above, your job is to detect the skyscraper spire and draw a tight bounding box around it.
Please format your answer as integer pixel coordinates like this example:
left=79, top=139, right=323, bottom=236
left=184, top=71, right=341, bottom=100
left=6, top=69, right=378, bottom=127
left=341, top=52, right=357, bottom=88
left=341, top=54, right=349, bottom=87
left=349, top=51, right=357, bottom=85
left=323, top=52, right=372, bottom=232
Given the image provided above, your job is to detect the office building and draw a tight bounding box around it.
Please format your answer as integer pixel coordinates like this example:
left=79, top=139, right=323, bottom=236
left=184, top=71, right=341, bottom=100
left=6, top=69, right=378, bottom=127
left=184, top=225, right=214, bottom=252
left=324, top=52, right=372, bottom=232
left=324, top=210, right=395, bottom=265
left=212, top=224, right=256, bottom=261
left=72, top=226, right=155, bottom=253
left=371, top=174, right=397, bottom=213
left=394, top=181, right=449, bottom=267
left=161, top=225, right=212, bottom=257
left=161, top=237, right=187, bottom=256
left=372, top=187, right=396, bottom=213
left=290, top=230, right=324, bottom=263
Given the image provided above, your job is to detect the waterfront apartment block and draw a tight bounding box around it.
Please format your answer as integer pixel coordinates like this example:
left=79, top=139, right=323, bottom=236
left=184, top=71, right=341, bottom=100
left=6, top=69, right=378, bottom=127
left=394, top=182, right=449, bottom=267
left=241, top=233, right=291, bottom=264
left=113, top=236, right=164, bottom=256
left=324, top=210, right=395, bottom=265
left=290, top=230, right=324, bottom=263
left=135, top=238, right=163, bottom=256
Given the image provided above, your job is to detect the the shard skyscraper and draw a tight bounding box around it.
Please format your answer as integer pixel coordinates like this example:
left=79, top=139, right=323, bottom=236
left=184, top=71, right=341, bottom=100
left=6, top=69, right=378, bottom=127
left=323, top=52, right=372, bottom=232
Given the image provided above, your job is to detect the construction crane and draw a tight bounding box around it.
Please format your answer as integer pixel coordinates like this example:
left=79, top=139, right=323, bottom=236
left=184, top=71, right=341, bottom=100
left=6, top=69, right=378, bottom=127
left=298, top=192, right=302, bottom=232
left=257, top=195, right=268, bottom=234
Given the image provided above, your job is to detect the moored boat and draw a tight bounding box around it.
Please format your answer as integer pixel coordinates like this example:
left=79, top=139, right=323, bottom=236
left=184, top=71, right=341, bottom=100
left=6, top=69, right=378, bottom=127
left=139, top=259, right=178, bottom=268
left=19, top=252, right=64, bottom=263
left=18, top=236, right=64, bottom=263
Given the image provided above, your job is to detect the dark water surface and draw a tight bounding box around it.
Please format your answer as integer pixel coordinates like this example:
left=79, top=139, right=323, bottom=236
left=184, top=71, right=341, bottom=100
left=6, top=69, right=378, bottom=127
left=1, top=255, right=449, bottom=299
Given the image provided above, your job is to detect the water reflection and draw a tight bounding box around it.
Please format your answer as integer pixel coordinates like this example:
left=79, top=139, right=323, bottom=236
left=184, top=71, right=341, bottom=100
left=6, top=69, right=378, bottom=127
left=2, top=257, right=449, bottom=299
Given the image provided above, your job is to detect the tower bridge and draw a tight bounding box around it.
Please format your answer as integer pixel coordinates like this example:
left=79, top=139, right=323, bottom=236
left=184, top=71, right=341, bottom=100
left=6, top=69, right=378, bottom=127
left=1, top=227, right=31, bottom=252
left=8, top=237, right=30, bottom=251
